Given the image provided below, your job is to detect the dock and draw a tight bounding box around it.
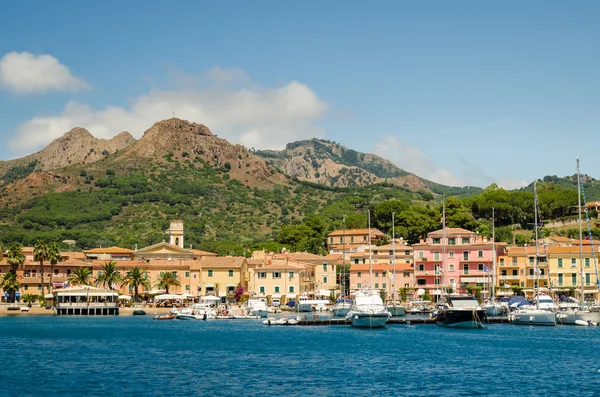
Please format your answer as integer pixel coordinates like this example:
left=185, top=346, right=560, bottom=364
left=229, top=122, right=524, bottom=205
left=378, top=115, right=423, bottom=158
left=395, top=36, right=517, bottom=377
left=296, top=316, right=510, bottom=326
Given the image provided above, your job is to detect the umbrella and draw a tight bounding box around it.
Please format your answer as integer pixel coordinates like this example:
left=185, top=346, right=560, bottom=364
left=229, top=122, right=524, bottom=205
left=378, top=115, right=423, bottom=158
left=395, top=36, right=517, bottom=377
left=179, top=293, right=194, bottom=299
left=155, top=294, right=182, bottom=300
left=143, top=289, right=166, bottom=295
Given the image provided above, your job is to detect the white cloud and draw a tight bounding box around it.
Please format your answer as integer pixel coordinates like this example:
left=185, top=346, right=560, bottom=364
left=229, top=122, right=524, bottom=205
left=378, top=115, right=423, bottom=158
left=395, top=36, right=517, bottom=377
left=9, top=68, right=328, bottom=154
left=0, top=51, right=90, bottom=94
left=373, top=135, right=464, bottom=186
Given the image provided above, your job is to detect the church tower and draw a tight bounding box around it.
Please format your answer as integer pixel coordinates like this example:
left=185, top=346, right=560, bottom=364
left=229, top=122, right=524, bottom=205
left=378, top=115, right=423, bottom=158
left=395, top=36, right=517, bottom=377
left=167, top=220, right=184, bottom=249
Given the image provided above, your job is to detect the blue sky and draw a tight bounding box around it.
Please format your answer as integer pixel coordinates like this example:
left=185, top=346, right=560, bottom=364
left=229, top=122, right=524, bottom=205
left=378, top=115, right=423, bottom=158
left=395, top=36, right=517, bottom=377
left=1, top=1, right=599, bottom=188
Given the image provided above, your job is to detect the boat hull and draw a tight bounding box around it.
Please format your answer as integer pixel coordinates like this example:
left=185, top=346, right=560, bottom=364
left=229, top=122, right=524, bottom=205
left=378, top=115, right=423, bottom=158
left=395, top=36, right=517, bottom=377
left=510, top=310, right=556, bottom=326
left=387, top=306, right=406, bottom=317
left=485, top=305, right=504, bottom=317
left=332, top=307, right=351, bottom=317
left=557, top=311, right=600, bottom=325
left=436, top=309, right=486, bottom=329
left=297, top=304, right=313, bottom=313
left=349, top=313, right=389, bottom=328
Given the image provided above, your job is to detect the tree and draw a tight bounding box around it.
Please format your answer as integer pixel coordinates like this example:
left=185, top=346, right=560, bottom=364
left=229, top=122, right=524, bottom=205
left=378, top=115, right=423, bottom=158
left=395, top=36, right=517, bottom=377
left=21, top=293, right=38, bottom=308
left=33, top=241, right=49, bottom=294
left=67, top=267, right=92, bottom=286
left=155, top=271, right=180, bottom=294
left=0, top=272, right=20, bottom=303
left=6, top=243, right=25, bottom=273
left=95, top=261, right=123, bottom=290
left=214, top=282, right=220, bottom=297
left=234, top=283, right=245, bottom=303
left=47, top=242, right=61, bottom=292
left=122, top=267, right=150, bottom=302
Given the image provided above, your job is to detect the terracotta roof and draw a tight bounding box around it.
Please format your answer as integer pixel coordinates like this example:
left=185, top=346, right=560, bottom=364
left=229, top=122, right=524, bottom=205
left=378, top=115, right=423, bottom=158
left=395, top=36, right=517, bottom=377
left=350, top=263, right=413, bottom=272
left=257, top=262, right=306, bottom=271
left=191, top=249, right=217, bottom=257
left=371, top=244, right=413, bottom=251
left=327, top=228, right=385, bottom=237
left=200, top=256, right=246, bottom=269
left=428, top=228, right=475, bottom=236
left=61, top=252, right=86, bottom=260
left=246, top=258, right=264, bottom=267
left=284, top=252, right=327, bottom=261
left=84, top=246, right=134, bottom=254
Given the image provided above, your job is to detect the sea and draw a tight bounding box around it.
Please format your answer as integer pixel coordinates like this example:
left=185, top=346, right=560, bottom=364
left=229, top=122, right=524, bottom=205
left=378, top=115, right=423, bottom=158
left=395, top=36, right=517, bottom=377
left=0, top=314, right=599, bottom=397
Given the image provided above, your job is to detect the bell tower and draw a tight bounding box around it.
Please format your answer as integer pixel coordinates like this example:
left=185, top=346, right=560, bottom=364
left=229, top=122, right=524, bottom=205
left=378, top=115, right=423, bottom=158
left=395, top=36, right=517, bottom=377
left=167, top=220, right=184, bottom=249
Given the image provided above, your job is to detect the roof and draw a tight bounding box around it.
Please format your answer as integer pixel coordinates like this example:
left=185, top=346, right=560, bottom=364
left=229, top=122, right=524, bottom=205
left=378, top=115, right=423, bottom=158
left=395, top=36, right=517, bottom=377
left=257, top=262, right=306, bottom=271
left=84, top=246, right=134, bottom=254
left=428, top=228, right=475, bottom=236
left=61, top=251, right=86, bottom=260
left=199, top=256, right=246, bottom=269
left=350, top=263, right=413, bottom=272
left=284, top=252, right=327, bottom=261
left=327, top=228, right=385, bottom=237
left=191, top=249, right=217, bottom=257
left=371, top=244, right=413, bottom=251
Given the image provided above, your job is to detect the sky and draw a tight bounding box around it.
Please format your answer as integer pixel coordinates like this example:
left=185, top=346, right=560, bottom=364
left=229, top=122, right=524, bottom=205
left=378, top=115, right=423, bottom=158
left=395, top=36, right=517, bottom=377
left=1, top=1, right=599, bottom=189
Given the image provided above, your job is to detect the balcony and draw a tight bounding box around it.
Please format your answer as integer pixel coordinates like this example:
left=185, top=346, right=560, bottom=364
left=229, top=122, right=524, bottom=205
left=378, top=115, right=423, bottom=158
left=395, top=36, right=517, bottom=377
left=527, top=274, right=548, bottom=280
left=21, top=277, right=42, bottom=283
left=499, top=275, right=520, bottom=280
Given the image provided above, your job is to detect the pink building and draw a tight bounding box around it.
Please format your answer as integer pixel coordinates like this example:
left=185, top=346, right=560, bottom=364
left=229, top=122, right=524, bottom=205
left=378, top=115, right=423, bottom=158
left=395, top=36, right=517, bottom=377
left=349, top=263, right=414, bottom=300
left=412, top=228, right=505, bottom=298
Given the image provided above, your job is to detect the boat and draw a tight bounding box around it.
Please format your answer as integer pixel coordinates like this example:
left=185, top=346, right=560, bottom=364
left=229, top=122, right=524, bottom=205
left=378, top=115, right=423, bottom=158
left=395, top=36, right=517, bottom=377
left=232, top=314, right=262, bottom=319
left=386, top=214, right=406, bottom=317
left=510, top=182, right=556, bottom=326
left=154, top=313, right=174, bottom=320
left=435, top=294, right=486, bottom=328
left=297, top=295, right=313, bottom=312
left=556, top=158, right=600, bottom=326
left=407, top=299, right=433, bottom=314
left=484, top=208, right=504, bottom=318
left=386, top=301, right=406, bottom=317
left=245, top=298, right=268, bottom=318
left=132, top=309, right=146, bottom=315
left=263, top=317, right=298, bottom=326
left=484, top=301, right=504, bottom=317
left=345, top=289, right=391, bottom=327
left=331, top=298, right=352, bottom=318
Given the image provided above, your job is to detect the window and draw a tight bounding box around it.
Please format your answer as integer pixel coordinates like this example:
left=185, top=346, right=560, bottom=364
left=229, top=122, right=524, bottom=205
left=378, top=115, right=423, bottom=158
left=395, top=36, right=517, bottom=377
left=433, top=237, right=441, bottom=244
left=478, top=264, right=484, bottom=271
left=340, top=237, right=343, bottom=243
left=571, top=274, right=577, bottom=285
left=351, top=236, right=354, bottom=243
left=448, top=238, right=456, bottom=245
left=273, top=272, right=281, bottom=279
left=260, top=286, right=265, bottom=293
left=529, top=257, right=534, bottom=265
left=323, top=276, right=328, bottom=284
left=434, top=264, right=441, bottom=275
left=375, top=272, right=379, bottom=277
left=463, top=264, right=469, bottom=274
left=38, top=284, right=42, bottom=290
left=418, top=251, right=424, bottom=258
left=383, top=283, right=387, bottom=289
left=323, top=264, right=327, bottom=271
left=383, top=271, right=387, bottom=278
left=558, top=258, right=563, bottom=268
left=512, top=257, right=517, bottom=265
left=450, top=278, right=455, bottom=285
left=477, top=250, right=483, bottom=258
left=172, top=271, right=177, bottom=277
left=404, top=250, right=410, bottom=256
left=54, top=269, right=59, bottom=275
left=194, top=274, right=197, bottom=279
left=208, top=270, right=213, bottom=277
left=434, top=252, right=440, bottom=261
left=418, top=264, right=424, bottom=271
left=434, top=278, right=440, bottom=285
left=449, top=264, right=455, bottom=272
left=501, top=270, right=507, bottom=276
left=330, top=237, right=333, bottom=244
left=571, top=258, right=577, bottom=267
left=417, top=279, right=426, bottom=286
left=375, top=283, right=379, bottom=288
left=586, top=273, right=591, bottom=286
left=462, top=238, right=470, bottom=244
left=354, top=259, right=359, bottom=264
left=449, top=251, right=455, bottom=258
left=185, top=285, right=190, bottom=291
left=403, top=272, right=410, bottom=277
left=97, top=270, right=103, bottom=276
left=558, top=274, right=563, bottom=286
left=289, top=286, right=295, bottom=293
left=258, top=272, right=266, bottom=279
left=463, top=251, right=469, bottom=261
left=357, top=283, right=362, bottom=288
left=363, top=236, right=367, bottom=242
left=65, top=269, right=70, bottom=275
left=185, top=271, right=190, bottom=277
left=362, top=259, right=366, bottom=264
left=389, top=250, right=394, bottom=256
left=274, top=286, right=280, bottom=293
left=357, top=272, right=361, bottom=278
left=331, top=264, right=334, bottom=271
left=24, top=285, right=28, bottom=291
left=585, top=258, right=590, bottom=267
left=228, top=270, right=234, bottom=277
left=289, top=271, right=294, bottom=278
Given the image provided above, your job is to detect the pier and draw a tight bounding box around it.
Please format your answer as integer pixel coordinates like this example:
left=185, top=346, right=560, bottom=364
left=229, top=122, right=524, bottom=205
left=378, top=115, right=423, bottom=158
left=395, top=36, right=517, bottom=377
left=296, top=316, right=510, bottom=326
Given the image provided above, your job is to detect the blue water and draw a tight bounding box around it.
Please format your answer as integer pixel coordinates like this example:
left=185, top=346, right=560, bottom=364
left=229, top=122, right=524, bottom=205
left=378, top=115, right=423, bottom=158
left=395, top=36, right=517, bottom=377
left=0, top=316, right=599, bottom=397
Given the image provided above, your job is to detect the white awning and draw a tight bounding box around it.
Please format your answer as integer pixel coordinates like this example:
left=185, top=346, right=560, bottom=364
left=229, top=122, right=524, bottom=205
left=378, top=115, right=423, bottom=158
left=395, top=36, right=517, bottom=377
left=154, top=294, right=182, bottom=300
left=272, top=294, right=282, bottom=298
left=179, top=293, right=194, bottom=299
left=44, top=294, right=54, bottom=299
left=204, top=284, right=215, bottom=288
left=118, top=295, right=132, bottom=300
left=286, top=294, right=297, bottom=298
left=461, top=277, right=488, bottom=283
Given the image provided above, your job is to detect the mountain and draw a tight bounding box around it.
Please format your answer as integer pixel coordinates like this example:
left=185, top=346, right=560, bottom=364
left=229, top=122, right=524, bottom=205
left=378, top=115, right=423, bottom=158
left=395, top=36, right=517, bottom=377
left=522, top=174, right=600, bottom=201
left=256, top=138, right=482, bottom=198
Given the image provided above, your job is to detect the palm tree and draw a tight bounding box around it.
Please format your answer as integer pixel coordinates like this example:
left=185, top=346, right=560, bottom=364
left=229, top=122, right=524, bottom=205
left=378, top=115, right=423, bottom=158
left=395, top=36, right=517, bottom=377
left=214, top=282, right=220, bottom=297
left=47, top=242, right=61, bottom=292
left=67, top=267, right=92, bottom=286
left=6, top=243, right=25, bottom=273
left=122, top=267, right=151, bottom=302
left=155, top=271, right=180, bottom=294
left=0, top=272, right=20, bottom=303
left=21, top=293, right=38, bottom=308
left=95, top=261, right=123, bottom=290
left=33, top=240, right=49, bottom=294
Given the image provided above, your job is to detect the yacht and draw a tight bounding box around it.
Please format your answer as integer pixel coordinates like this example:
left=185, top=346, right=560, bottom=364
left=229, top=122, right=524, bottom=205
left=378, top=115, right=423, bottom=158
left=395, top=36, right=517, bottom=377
left=245, top=298, right=268, bottom=318
left=435, top=294, right=486, bottom=328
left=332, top=298, right=352, bottom=317
left=386, top=301, right=406, bottom=317
left=297, top=295, right=313, bottom=313
left=345, top=289, right=391, bottom=328
left=483, top=301, right=504, bottom=317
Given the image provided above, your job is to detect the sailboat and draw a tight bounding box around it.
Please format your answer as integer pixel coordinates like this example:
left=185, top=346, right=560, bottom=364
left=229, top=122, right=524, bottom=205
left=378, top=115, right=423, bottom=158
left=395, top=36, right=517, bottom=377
left=332, top=215, right=352, bottom=318
left=510, top=181, right=556, bottom=326
left=386, top=211, right=406, bottom=317
left=484, top=207, right=504, bottom=317
left=556, top=158, right=600, bottom=326
left=346, top=210, right=391, bottom=327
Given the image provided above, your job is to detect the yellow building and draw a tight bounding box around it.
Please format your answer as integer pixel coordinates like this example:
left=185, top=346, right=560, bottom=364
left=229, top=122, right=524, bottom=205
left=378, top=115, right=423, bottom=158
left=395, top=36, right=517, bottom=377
left=198, top=256, right=248, bottom=297
left=326, top=228, right=386, bottom=253
left=547, top=246, right=599, bottom=300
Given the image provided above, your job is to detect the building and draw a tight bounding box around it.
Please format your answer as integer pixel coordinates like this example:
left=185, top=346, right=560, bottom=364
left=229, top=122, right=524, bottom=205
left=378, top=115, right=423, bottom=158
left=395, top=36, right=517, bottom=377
left=326, top=228, right=386, bottom=254
left=349, top=263, right=414, bottom=299
left=412, top=228, right=505, bottom=298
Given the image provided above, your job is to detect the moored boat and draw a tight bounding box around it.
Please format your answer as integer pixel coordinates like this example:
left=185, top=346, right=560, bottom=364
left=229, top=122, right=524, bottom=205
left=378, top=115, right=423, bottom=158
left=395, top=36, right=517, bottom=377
left=345, top=289, right=391, bottom=328
left=386, top=301, right=406, bottom=317
left=332, top=298, right=352, bottom=317
left=435, top=294, right=486, bottom=329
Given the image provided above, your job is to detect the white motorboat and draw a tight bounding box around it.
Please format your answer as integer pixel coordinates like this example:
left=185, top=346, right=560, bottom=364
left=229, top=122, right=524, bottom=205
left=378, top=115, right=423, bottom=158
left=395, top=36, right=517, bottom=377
left=232, top=314, right=262, bottom=319
left=484, top=302, right=504, bottom=317
left=263, top=317, right=298, bottom=326
left=345, top=289, right=391, bottom=328
left=332, top=299, right=352, bottom=317
left=245, top=298, right=268, bottom=318
left=386, top=301, right=407, bottom=317
left=510, top=309, right=556, bottom=326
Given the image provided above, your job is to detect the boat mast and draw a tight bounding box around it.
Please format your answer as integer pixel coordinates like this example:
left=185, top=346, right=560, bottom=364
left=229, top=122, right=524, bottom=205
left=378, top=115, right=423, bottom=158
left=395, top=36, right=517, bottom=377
left=577, top=157, right=585, bottom=308
left=368, top=209, right=373, bottom=288
left=442, top=201, right=446, bottom=294
left=534, top=181, right=540, bottom=310
left=392, top=211, right=396, bottom=302
left=492, top=207, right=496, bottom=301
left=342, top=214, right=346, bottom=298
